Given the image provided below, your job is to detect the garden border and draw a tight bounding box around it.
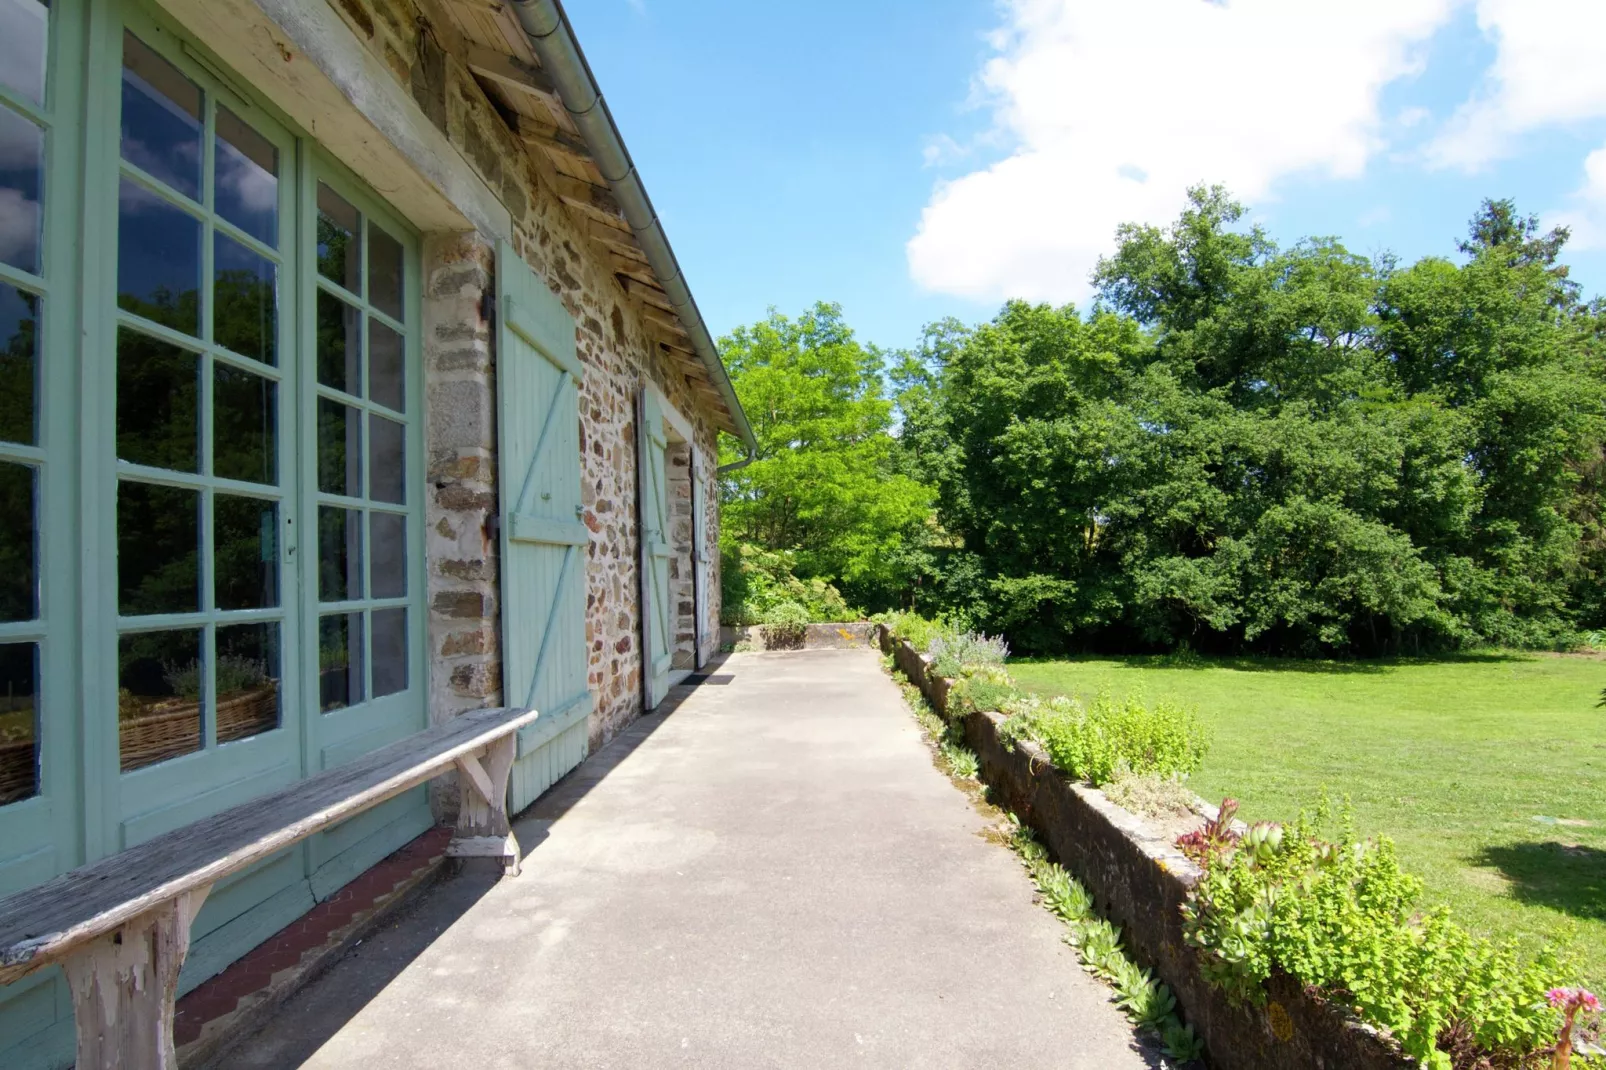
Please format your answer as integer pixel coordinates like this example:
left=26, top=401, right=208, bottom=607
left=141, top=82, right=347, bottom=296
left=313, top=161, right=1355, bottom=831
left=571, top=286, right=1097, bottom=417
left=876, top=624, right=1415, bottom=1070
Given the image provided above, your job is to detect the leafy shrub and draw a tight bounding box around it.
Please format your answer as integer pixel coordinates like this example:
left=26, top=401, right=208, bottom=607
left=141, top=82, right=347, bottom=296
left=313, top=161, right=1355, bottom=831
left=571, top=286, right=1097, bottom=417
left=721, top=542, right=854, bottom=626
left=875, top=609, right=956, bottom=651
left=928, top=630, right=1010, bottom=677
left=758, top=600, right=810, bottom=649
left=945, top=664, right=1022, bottom=719
left=1182, top=800, right=1570, bottom=1069
left=999, top=690, right=1208, bottom=787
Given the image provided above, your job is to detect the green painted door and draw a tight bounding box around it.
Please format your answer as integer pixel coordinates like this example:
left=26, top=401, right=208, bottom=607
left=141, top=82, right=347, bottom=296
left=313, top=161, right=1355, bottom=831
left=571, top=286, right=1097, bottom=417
left=496, top=242, right=590, bottom=814
left=637, top=388, right=672, bottom=710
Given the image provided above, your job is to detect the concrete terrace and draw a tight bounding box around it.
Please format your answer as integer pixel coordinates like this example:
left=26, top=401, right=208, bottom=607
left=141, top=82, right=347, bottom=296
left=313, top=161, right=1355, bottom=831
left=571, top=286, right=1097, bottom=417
left=227, top=649, right=1155, bottom=1068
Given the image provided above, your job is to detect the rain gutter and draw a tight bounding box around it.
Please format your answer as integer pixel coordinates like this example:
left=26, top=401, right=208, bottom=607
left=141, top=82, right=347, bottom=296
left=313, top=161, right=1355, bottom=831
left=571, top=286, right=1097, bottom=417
left=509, top=0, right=757, bottom=473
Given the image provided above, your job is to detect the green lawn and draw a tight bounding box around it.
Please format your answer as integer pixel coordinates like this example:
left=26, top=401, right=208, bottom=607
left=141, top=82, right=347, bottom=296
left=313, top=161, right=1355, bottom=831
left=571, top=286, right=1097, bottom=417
left=1009, top=653, right=1606, bottom=988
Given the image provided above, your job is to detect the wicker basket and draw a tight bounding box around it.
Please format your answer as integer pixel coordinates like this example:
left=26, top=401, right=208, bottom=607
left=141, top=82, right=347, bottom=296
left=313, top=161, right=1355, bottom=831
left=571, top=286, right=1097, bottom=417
left=119, top=681, right=279, bottom=771
left=0, top=738, right=36, bottom=805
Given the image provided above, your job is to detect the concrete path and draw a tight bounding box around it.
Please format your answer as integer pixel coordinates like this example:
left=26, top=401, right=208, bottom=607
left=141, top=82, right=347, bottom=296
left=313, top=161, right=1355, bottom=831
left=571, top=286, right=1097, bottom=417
left=229, top=649, right=1157, bottom=1069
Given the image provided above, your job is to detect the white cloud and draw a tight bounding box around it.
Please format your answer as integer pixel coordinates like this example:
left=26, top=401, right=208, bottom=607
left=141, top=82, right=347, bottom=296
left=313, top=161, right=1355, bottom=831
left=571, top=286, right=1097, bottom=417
left=1546, top=142, right=1606, bottom=250
left=907, top=0, right=1457, bottom=304
left=1425, top=0, right=1606, bottom=171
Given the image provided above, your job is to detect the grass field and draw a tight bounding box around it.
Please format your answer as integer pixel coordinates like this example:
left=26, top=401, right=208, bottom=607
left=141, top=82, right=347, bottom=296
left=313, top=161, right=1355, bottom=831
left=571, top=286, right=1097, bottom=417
left=1009, top=653, right=1606, bottom=988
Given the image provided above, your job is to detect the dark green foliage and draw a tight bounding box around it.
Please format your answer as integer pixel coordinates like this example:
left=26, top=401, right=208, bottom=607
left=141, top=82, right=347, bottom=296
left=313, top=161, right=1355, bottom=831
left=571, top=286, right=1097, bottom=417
left=719, top=541, right=853, bottom=625
left=896, top=189, right=1606, bottom=655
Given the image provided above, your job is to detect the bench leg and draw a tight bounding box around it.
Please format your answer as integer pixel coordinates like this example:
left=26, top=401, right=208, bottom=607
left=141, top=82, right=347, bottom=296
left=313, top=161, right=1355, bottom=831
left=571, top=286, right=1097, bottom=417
left=451, top=734, right=520, bottom=876
left=60, top=885, right=210, bottom=1070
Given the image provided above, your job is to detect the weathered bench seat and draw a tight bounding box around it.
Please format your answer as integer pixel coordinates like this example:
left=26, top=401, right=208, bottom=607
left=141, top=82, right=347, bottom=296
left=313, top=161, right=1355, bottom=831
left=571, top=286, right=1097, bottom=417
left=0, top=704, right=542, bottom=1069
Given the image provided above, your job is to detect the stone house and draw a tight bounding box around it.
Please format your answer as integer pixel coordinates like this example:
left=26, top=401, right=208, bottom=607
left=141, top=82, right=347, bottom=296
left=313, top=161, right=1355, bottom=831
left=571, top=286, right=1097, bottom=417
left=0, top=0, right=752, bottom=1062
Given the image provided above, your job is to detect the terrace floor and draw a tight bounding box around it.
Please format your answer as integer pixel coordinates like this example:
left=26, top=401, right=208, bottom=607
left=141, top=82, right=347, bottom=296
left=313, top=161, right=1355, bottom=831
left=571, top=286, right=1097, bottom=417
left=225, top=648, right=1154, bottom=1069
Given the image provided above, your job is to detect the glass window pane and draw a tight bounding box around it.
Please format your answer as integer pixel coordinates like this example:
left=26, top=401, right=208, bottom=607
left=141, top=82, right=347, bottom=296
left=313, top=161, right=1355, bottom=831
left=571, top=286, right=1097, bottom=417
left=369, top=413, right=404, bottom=504
left=316, top=183, right=360, bottom=292
left=317, top=398, right=361, bottom=497
left=0, top=108, right=44, bottom=275
left=215, top=494, right=278, bottom=610
left=319, top=612, right=363, bottom=712
left=318, top=505, right=361, bottom=602
left=213, top=233, right=276, bottom=365
left=316, top=290, right=360, bottom=394
left=214, top=106, right=277, bottom=246
left=216, top=622, right=279, bottom=744
left=0, top=641, right=38, bottom=807
left=369, top=510, right=405, bottom=599
left=116, top=327, right=198, bottom=472
left=0, top=281, right=38, bottom=445
left=0, top=0, right=48, bottom=106
left=120, top=32, right=202, bottom=202
left=117, top=179, right=200, bottom=334
left=118, top=628, right=202, bottom=771
left=372, top=607, right=406, bottom=697
left=368, top=223, right=403, bottom=322
left=212, top=362, right=275, bottom=485
left=368, top=318, right=403, bottom=412
left=117, top=480, right=199, bottom=615
left=0, top=461, right=35, bottom=622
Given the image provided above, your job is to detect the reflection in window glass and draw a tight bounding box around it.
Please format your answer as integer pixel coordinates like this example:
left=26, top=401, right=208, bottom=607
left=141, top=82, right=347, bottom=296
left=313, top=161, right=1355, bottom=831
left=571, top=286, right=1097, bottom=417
left=0, top=0, right=49, bottom=106
left=0, top=462, right=34, bottom=622
left=117, top=480, right=199, bottom=615
left=317, top=398, right=361, bottom=497
left=117, top=179, right=200, bottom=334
left=369, top=510, right=405, bottom=599
left=318, top=506, right=362, bottom=603
left=369, top=414, right=404, bottom=504
left=315, top=183, right=361, bottom=292
left=120, top=32, right=202, bottom=201
left=369, top=318, right=404, bottom=412
left=216, top=622, right=279, bottom=744
left=116, top=327, right=198, bottom=472
left=368, top=224, right=403, bottom=322
left=0, top=281, right=39, bottom=445
left=118, top=628, right=203, bottom=771
left=372, top=607, right=406, bottom=697
left=0, top=641, right=38, bottom=806
left=214, top=233, right=276, bottom=365
left=319, top=612, right=363, bottom=712
left=316, top=290, right=360, bottom=394
left=214, top=495, right=278, bottom=610
left=215, top=106, right=277, bottom=246
left=213, top=363, right=275, bottom=485
left=0, top=108, right=44, bottom=275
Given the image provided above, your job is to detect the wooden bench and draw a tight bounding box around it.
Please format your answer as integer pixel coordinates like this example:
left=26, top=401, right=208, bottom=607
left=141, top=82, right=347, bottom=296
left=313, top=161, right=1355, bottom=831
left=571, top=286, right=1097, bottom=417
left=0, top=704, right=543, bottom=1069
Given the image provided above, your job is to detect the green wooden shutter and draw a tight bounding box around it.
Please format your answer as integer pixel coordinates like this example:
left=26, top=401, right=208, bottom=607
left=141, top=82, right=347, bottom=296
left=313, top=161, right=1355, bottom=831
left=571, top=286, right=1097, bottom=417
left=637, top=388, right=673, bottom=709
left=495, top=242, right=591, bottom=813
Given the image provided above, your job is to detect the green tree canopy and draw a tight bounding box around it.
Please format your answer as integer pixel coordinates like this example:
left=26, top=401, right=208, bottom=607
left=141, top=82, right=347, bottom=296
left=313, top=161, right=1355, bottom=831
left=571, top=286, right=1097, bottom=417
left=895, top=188, right=1606, bottom=655
left=719, top=302, right=934, bottom=608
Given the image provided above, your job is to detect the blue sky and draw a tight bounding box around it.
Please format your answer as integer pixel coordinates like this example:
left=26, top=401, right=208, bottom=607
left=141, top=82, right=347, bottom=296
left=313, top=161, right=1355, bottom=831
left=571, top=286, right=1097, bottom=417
left=567, top=0, right=1606, bottom=354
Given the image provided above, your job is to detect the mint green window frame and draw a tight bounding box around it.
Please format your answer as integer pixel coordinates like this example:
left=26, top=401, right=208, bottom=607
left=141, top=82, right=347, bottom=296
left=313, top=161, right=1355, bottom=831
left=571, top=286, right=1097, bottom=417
left=0, top=0, right=428, bottom=880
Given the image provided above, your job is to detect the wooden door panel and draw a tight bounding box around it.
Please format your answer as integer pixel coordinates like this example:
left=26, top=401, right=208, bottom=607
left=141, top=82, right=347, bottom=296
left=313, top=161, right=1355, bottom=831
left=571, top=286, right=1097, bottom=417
left=496, top=243, right=590, bottom=814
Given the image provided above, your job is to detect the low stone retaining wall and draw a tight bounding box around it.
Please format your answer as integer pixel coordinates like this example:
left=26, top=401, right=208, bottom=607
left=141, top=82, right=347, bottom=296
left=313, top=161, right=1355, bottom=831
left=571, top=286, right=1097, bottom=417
left=875, top=625, right=1412, bottom=1070
left=720, top=621, right=877, bottom=651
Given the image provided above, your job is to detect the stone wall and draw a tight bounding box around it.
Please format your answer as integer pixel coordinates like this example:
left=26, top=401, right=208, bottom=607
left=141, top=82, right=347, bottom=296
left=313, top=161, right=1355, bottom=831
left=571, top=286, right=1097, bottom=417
left=325, top=0, right=729, bottom=755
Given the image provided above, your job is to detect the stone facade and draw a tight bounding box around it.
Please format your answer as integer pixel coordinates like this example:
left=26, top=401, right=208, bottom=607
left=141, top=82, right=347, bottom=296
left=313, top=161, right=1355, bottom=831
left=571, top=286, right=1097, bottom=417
left=327, top=0, right=726, bottom=756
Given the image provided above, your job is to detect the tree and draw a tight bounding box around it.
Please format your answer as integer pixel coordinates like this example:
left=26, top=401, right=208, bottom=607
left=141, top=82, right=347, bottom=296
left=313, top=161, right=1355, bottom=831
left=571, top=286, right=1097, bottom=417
left=719, top=303, right=933, bottom=609
left=902, top=190, right=1606, bottom=655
